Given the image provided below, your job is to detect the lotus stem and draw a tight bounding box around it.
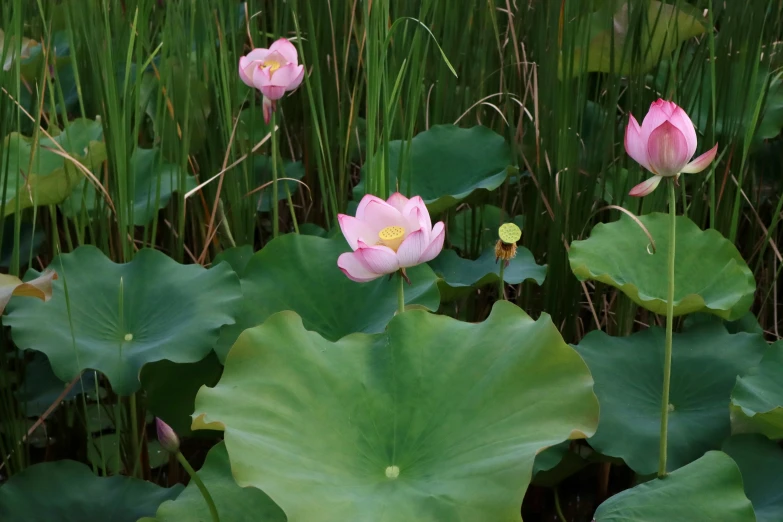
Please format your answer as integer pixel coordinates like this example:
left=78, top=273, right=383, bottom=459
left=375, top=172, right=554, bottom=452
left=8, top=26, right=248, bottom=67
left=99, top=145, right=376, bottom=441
left=498, top=261, right=506, bottom=300
left=271, top=110, right=280, bottom=238
left=176, top=451, right=220, bottom=522
left=129, top=392, right=141, bottom=479
left=658, top=178, right=677, bottom=478
left=397, top=270, right=405, bottom=315
left=554, top=486, right=567, bottom=522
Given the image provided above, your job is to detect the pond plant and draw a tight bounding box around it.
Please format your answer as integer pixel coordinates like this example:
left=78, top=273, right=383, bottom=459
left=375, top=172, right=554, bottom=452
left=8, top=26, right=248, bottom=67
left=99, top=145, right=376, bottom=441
left=0, top=1, right=782, bottom=522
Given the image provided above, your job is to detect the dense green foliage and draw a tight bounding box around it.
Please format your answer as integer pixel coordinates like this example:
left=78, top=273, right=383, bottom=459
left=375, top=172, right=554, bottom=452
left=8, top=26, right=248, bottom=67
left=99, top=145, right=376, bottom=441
left=0, top=1, right=782, bottom=520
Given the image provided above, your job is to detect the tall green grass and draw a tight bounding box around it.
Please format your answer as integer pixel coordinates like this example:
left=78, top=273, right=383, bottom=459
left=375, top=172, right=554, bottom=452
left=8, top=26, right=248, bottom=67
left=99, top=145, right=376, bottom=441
left=0, top=0, right=781, bottom=476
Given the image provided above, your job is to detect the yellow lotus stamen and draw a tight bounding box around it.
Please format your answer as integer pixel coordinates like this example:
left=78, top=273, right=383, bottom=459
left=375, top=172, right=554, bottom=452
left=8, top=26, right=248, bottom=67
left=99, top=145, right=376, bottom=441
left=263, top=58, right=282, bottom=74
left=378, top=226, right=405, bottom=251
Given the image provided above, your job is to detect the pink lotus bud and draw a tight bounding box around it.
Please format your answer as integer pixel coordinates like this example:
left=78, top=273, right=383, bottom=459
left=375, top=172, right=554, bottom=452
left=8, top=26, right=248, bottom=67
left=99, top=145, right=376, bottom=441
left=156, top=417, right=180, bottom=454
left=336, top=193, right=445, bottom=282
left=238, top=38, right=304, bottom=101
left=625, top=99, right=718, bottom=197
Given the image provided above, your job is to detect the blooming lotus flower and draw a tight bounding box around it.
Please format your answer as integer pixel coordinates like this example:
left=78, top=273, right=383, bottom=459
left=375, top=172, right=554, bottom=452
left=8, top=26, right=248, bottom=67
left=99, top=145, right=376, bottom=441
left=625, top=99, right=718, bottom=197
left=238, top=38, right=304, bottom=123
left=337, top=193, right=445, bottom=282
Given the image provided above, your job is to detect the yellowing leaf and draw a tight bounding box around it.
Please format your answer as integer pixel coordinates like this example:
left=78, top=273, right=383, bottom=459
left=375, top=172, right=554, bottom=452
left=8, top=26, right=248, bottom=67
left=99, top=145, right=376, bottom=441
left=0, top=270, right=57, bottom=314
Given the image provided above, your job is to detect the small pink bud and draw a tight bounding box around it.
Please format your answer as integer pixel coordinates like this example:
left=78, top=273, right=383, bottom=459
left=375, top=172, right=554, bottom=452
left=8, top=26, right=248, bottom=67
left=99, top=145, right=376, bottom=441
left=156, top=417, right=180, bottom=454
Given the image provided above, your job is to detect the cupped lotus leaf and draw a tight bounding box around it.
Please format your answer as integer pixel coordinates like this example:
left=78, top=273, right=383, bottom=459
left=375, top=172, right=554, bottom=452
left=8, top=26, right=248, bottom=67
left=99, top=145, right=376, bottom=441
left=1, top=118, right=106, bottom=215
left=565, top=0, right=705, bottom=78
left=88, top=433, right=167, bottom=474
left=355, top=125, right=512, bottom=214
left=139, top=65, right=211, bottom=155
left=723, top=434, right=783, bottom=522
left=214, top=234, right=440, bottom=362
left=16, top=351, right=96, bottom=417
left=212, top=245, right=254, bottom=277
left=0, top=218, right=45, bottom=269
left=429, top=247, right=546, bottom=301
left=575, top=319, right=767, bottom=475
left=141, top=353, right=223, bottom=436
left=593, top=451, right=755, bottom=522
left=0, top=460, right=182, bottom=521
left=569, top=213, right=755, bottom=320
left=4, top=246, right=242, bottom=395
left=193, top=302, right=599, bottom=521
left=730, top=341, right=783, bottom=439
left=140, top=441, right=286, bottom=522
left=0, top=269, right=56, bottom=314
left=61, top=147, right=196, bottom=225
left=451, top=205, right=524, bottom=253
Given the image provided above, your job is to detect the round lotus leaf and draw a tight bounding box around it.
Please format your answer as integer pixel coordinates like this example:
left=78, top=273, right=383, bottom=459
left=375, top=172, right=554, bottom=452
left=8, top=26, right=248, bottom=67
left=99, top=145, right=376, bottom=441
left=594, top=451, right=755, bottom=522
left=575, top=318, right=767, bottom=475
left=569, top=213, right=755, bottom=320
left=5, top=246, right=242, bottom=395
left=0, top=460, right=182, bottom=521
left=723, top=434, right=783, bottom=522
left=214, top=234, right=440, bottom=362
left=730, top=341, right=783, bottom=439
left=429, top=247, right=546, bottom=301
left=354, top=125, right=512, bottom=214
left=140, top=441, right=286, bottom=522
left=193, top=302, right=599, bottom=521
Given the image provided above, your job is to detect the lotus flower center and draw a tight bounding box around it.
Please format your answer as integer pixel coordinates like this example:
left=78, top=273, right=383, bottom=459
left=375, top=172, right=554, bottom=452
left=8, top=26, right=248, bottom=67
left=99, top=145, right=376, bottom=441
left=378, top=226, right=405, bottom=251
left=263, top=58, right=282, bottom=74
left=385, top=465, right=400, bottom=479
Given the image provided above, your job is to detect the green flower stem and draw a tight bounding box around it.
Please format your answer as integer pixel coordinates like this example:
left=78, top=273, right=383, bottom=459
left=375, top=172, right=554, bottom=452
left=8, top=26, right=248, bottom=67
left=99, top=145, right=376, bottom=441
left=658, top=178, right=677, bottom=478
left=554, top=486, right=567, bottom=522
left=498, top=261, right=506, bottom=300
left=129, top=392, right=140, bottom=479
left=270, top=110, right=280, bottom=238
left=176, top=451, right=220, bottom=522
left=397, top=270, right=405, bottom=315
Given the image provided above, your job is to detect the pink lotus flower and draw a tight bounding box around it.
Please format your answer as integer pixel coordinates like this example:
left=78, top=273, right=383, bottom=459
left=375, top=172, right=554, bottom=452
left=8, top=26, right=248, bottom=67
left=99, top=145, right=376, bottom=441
left=155, top=417, right=180, bottom=454
left=238, top=38, right=304, bottom=123
left=337, top=193, right=446, bottom=282
left=625, top=99, right=718, bottom=197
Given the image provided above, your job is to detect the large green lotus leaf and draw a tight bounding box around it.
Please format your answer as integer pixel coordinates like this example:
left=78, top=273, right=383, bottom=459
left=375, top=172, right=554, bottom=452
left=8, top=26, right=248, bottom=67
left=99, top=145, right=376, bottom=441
left=594, top=451, right=755, bottom=522
left=565, top=0, right=705, bottom=78
left=0, top=460, right=182, bottom=521
left=4, top=246, right=242, bottom=395
left=214, top=234, right=440, bottom=362
left=1, top=118, right=106, bottom=215
left=575, top=319, right=767, bottom=475
left=193, top=302, right=599, bottom=521
left=450, top=205, right=525, bottom=253
left=723, top=434, right=783, bottom=522
left=140, top=353, right=223, bottom=436
left=429, top=246, right=546, bottom=301
left=140, top=441, right=286, bottom=522
left=569, top=213, right=755, bottom=320
left=355, top=125, right=512, bottom=214
left=61, top=147, right=195, bottom=225
left=730, top=341, right=783, bottom=439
